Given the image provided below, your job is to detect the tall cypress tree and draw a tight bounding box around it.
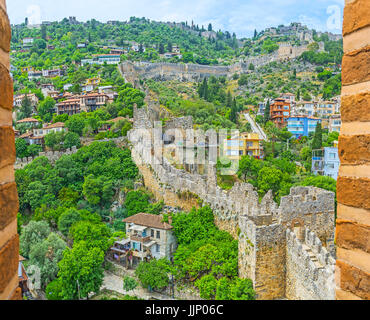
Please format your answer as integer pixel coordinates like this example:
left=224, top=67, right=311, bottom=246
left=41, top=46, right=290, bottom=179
left=159, top=43, right=165, bottom=54
left=230, top=98, right=238, bottom=123
left=41, top=25, right=47, bottom=40
left=20, top=95, right=33, bottom=119
left=203, top=78, right=209, bottom=101
left=312, top=122, right=323, bottom=150
left=199, top=78, right=208, bottom=100
left=226, top=90, right=232, bottom=109
left=264, top=100, right=270, bottom=124
left=198, top=81, right=204, bottom=98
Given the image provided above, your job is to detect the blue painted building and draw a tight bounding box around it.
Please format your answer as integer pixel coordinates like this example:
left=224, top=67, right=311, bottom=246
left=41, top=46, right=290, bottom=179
left=312, top=147, right=340, bottom=180
left=287, top=116, right=321, bottom=138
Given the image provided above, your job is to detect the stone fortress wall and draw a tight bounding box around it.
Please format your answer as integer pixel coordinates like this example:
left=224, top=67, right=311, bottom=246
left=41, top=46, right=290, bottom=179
left=285, top=228, right=336, bottom=300
left=126, top=105, right=336, bottom=300
left=119, top=42, right=310, bottom=83
left=0, top=0, right=22, bottom=300
left=14, top=146, right=78, bottom=169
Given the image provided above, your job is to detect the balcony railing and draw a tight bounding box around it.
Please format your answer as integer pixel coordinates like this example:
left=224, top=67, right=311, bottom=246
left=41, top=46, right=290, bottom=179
left=132, top=250, right=149, bottom=259
left=130, top=235, right=151, bottom=243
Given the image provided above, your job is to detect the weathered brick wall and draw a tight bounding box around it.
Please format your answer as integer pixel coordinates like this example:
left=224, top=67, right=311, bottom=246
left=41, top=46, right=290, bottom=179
left=0, top=0, right=21, bottom=300
left=336, top=0, right=370, bottom=300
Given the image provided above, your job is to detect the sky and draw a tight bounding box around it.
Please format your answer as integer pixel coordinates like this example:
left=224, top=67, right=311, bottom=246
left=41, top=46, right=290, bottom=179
left=7, top=0, right=344, bottom=38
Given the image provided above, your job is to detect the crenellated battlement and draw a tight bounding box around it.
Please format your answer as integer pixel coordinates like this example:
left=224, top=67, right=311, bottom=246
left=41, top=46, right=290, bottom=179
left=14, top=146, right=78, bottom=169
left=127, top=105, right=336, bottom=300
left=285, top=228, right=336, bottom=300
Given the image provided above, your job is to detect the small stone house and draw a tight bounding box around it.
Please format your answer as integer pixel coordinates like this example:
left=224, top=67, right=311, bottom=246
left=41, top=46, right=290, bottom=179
left=122, top=213, right=177, bottom=261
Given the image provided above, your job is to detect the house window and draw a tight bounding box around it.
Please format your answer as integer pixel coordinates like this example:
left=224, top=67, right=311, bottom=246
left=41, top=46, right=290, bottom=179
left=156, top=231, right=160, bottom=239
left=156, top=244, right=160, bottom=253
left=226, top=150, right=239, bottom=156
left=329, top=153, right=336, bottom=160
left=151, top=229, right=154, bottom=237
left=227, top=140, right=239, bottom=147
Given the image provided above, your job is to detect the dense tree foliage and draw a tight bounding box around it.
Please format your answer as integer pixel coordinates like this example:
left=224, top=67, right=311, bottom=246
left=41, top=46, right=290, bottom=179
left=135, top=258, right=171, bottom=291
left=28, top=232, right=67, bottom=288
left=170, top=206, right=255, bottom=300
left=57, top=241, right=105, bottom=299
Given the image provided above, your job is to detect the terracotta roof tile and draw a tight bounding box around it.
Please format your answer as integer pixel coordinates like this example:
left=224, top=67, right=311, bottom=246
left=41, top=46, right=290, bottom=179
left=19, top=131, right=33, bottom=139
left=17, top=117, right=39, bottom=123
left=123, top=213, right=173, bottom=230
left=43, top=122, right=65, bottom=129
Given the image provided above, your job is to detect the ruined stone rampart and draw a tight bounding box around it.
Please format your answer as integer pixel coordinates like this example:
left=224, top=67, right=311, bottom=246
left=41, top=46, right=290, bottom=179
left=126, top=104, right=336, bottom=300
left=14, top=146, right=78, bottom=169
left=286, top=228, right=336, bottom=300
left=120, top=43, right=309, bottom=83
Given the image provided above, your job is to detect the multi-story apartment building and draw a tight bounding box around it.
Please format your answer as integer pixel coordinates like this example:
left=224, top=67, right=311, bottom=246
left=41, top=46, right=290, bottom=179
left=20, top=66, right=35, bottom=73
left=22, top=37, right=34, bottom=46
left=41, top=84, right=56, bottom=97
left=329, top=114, right=341, bottom=133
left=56, top=93, right=109, bottom=115
left=257, top=102, right=266, bottom=116
left=287, top=116, right=321, bottom=138
left=332, top=96, right=341, bottom=114
left=63, top=83, right=73, bottom=91
left=96, top=54, right=121, bottom=64
left=270, top=98, right=291, bottom=128
left=33, top=122, right=66, bottom=137
left=13, top=93, right=39, bottom=108
left=42, top=68, right=64, bottom=78
left=80, top=93, right=109, bottom=112
left=81, top=54, right=121, bottom=66
left=98, top=85, right=118, bottom=100
left=56, top=98, right=81, bottom=116
left=294, top=101, right=316, bottom=116
left=109, top=213, right=177, bottom=265
left=280, top=92, right=295, bottom=104
left=81, top=77, right=101, bottom=92
left=224, top=133, right=262, bottom=160
left=19, top=122, right=67, bottom=146
left=28, top=70, right=42, bottom=80
left=312, top=147, right=340, bottom=180
left=315, top=101, right=336, bottom=118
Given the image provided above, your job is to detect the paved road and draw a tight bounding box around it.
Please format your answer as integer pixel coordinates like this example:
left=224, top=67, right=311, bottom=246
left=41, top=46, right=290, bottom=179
left=244, top=113, right=268, bottom=141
